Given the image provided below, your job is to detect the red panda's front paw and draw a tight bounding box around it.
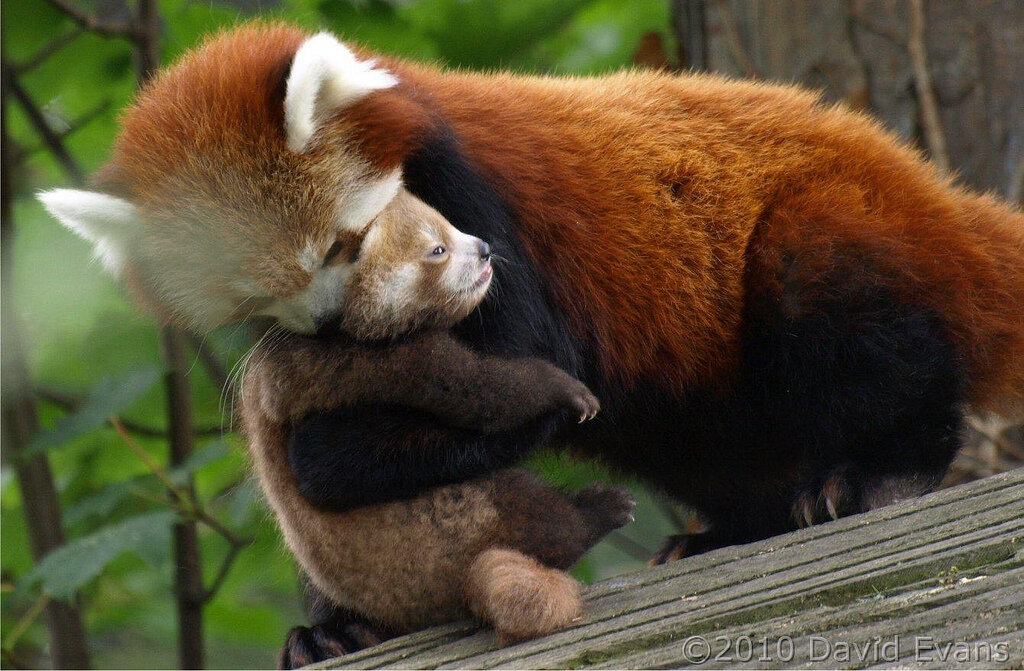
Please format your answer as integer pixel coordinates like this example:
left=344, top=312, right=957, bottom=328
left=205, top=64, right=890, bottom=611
left=559, top=379, right=601, bottom=423
left=573, top=483, right=636, bottom=532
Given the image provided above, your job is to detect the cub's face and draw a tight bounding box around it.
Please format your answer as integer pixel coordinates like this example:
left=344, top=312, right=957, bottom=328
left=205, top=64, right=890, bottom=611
left=37, top=27, right=474, bottom=336
left=341, top=189, right=493, bottom=340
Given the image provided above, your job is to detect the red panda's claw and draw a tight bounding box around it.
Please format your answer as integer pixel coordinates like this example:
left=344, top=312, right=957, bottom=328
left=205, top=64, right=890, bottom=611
left=825, top=496, right=839, bottom=521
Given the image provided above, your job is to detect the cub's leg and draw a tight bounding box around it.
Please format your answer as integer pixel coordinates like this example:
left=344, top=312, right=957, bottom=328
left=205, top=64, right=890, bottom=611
left=465, top=471, right=635, bottom=642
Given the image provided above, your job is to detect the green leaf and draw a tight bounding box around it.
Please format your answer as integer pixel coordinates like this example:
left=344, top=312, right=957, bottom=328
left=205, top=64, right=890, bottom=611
left=24, top=366, right=162, bottom=458
left=23, top=510, right=177, bottom=600
left=168, top=440, right=231, bottom=486
left=62, top=480, right=138, bottom=526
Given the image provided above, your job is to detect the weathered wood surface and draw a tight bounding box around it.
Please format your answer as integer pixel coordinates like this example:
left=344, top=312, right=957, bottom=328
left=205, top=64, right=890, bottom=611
left=319, top=468, right=1023, bottom=669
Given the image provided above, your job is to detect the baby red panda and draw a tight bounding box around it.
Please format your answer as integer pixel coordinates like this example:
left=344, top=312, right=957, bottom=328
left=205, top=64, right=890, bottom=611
left=239, top=187, right=632, bottom=661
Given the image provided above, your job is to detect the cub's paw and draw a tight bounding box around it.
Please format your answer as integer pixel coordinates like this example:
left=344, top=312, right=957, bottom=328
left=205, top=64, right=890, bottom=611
left=278, top=622, right=386, bottom=669
left=573, top=483, right=636, bottom=532
left=558, top=378, right=600, bottom=423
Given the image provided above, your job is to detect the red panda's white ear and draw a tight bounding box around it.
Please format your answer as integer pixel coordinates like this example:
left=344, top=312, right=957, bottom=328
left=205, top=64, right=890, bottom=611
left=284, top=33, right=398, bottom=153
left=38, top=188, right=138, bottom=277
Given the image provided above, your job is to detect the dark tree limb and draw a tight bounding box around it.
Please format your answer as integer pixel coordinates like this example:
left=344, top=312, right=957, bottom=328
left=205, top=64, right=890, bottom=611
left=906, top=0, right=950, bottom=172
left=10, top=28, right=84, bottom=76
left=1, top=69, right=92, bottom=671
left=41, top=0, right=141, bottom=39
left=160, top=328, right=206, bottom=670
left=711, top=0, right=760, bottom=78
left=186, top=334, right=230, bottom=394
left=670, top=0, right=708, bottom=71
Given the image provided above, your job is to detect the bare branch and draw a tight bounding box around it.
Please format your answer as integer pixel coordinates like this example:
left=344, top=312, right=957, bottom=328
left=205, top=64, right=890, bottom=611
left=670, top=0, right=708, bottom=71
left=850, top=10, right=906, bottom=48
left=36, top=386, right=223, bottom=438
left=711, top=0, right=760, bottom=78
left=2, top=89, right=92, bottom=667
left=41, top=0, right=140, bottom=39
left=202, top=543, right=244, bottom=603
left=11, top=28, right=84, bottom=75
left=61, top=99, right=112, bottom=138
left=3, top=66, right=84, bottom=183
left=906, top=0, right=950, bottom=172
left=186, top=334, right=231, bottom=393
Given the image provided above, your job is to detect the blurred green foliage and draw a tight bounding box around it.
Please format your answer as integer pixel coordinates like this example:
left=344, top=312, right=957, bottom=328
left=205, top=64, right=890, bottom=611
left=2, top=0, right=680, bottom=667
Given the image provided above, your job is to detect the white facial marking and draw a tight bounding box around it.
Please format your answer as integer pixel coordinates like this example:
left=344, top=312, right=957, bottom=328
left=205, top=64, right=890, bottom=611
left=299, top=239, right=321, bottom=272
left=339, top=169, right=402, bottom=231
left=262, top=262, right=355, bottom=334
left=284, top=33, right=399, bottom=153
left=38, top=188, right=139, bottom=276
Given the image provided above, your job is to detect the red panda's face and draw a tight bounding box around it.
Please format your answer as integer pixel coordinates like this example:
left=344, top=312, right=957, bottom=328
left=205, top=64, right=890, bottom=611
left=339, top=188, right=493, bottom=340
left=38, top=26, right=433, bottom=336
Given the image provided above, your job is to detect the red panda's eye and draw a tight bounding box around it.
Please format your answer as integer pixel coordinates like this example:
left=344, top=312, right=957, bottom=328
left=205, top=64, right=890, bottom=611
left=432, top=246, right=446, bottom=256
left=323, top=240, right=345, bottom=266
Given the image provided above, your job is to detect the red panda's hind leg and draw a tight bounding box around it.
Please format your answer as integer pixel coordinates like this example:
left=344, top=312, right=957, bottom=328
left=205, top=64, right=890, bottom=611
left=466, top=548, right=582, bottom=645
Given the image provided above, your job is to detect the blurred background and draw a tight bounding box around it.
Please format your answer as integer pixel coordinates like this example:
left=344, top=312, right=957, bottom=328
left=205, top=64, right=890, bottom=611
left=2, top=0, right=1021, bottom=668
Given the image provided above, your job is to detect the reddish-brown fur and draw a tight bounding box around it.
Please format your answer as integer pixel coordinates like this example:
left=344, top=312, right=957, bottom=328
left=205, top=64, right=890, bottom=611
left=104, top=23, right=1024, bottom=415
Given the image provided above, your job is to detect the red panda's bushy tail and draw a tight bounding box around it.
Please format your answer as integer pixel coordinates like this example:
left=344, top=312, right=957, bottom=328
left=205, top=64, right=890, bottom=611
left=465, top=549, right=581, bottom=644
left=955, top=194, right=1024, bottom=419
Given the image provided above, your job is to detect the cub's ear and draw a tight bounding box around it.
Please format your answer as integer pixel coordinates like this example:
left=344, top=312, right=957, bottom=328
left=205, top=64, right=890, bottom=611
left=37, top=188, right=138, bottom=277
left=284, top=32, right=398, bottom=153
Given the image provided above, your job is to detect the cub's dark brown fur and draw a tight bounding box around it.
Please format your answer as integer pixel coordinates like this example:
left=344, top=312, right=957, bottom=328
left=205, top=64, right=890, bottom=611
left=251, top=329, right=599, bottom=431
left=242, top=337, right=633, bottom=652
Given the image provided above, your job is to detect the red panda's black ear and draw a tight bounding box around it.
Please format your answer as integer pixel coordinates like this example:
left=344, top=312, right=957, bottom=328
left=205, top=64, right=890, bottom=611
left=284, top=33, right=398, bottom=153
left=38, top=188, right=139, bottom=277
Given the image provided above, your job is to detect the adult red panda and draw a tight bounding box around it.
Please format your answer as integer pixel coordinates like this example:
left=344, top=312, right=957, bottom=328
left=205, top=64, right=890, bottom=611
left=41, top=23, right=1024, bottom=662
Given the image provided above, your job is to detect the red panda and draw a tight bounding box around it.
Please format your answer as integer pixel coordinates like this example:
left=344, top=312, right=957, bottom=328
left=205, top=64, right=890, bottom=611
left=237, top=187, right=631, bottom=661
left=40, top=23, right=1024, bottom=664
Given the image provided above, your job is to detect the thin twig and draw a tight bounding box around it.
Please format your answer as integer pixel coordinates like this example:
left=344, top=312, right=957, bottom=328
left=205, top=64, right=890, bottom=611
left=41, top=0, right=141, bottom=39
left=3, top=67, right=84, bottom=183
left=202, top=543, right=244, bottom=602
left=36, top=387, right=223, bottom=437
left=5, top=593, right=53, bottom=650
left=187, top=334, right=231, bottom=393
left=60, top=99, right=112, bottom=138
left=111, top=416, right=188, bottom=502
left=712, top=0, right=760, bottom=78
left=906, top=0, right=950, bottom=172
left=850, top=9, right=906, bottom=47
left=11, top=28, right=84, bottom=75
left=114, top=418, right=252, bottom=588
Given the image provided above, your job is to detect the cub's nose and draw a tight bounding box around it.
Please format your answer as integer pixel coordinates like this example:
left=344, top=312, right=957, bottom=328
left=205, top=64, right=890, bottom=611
left=477, top=240, right=491, bottom=262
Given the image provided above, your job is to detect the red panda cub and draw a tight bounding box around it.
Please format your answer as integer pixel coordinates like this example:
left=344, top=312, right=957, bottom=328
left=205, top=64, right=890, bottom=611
left=240, top=187, right=634, bottom=657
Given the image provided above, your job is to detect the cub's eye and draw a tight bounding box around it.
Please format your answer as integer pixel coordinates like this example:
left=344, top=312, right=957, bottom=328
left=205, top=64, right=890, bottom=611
left=323, top=240, right=345, bottom=266
left=432, top=246, right=447, bottom=256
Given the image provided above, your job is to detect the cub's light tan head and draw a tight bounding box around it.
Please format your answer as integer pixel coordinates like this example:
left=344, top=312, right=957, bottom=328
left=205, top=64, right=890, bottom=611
left=343, top=188, right=492, bottom=340
left=37, top=24, right=424, bottom=335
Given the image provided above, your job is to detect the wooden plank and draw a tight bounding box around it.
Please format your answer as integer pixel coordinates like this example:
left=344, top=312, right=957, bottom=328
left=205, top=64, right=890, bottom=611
left=318, top=469, right=1024, bottom=670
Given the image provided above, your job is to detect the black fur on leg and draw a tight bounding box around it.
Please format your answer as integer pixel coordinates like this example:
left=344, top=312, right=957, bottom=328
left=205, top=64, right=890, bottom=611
left=278, top=581, right=396, bottom=669
left=288, top=408, right=566, bottom=510
left=588, top=245, right=967, bottom=550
